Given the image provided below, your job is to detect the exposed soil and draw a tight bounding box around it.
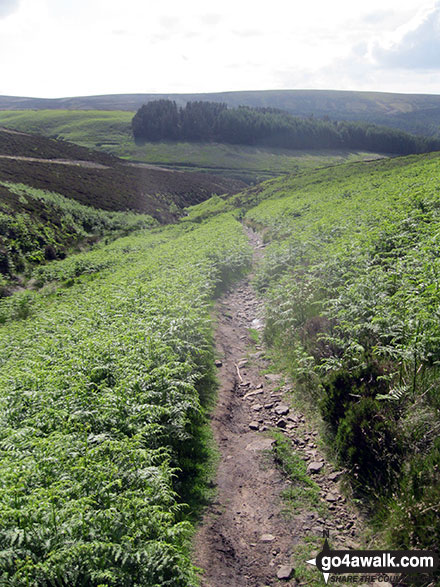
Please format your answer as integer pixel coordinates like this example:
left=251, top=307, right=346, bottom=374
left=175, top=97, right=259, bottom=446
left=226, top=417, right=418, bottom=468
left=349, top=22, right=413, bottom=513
left=194, top=227, right=364, bottom=587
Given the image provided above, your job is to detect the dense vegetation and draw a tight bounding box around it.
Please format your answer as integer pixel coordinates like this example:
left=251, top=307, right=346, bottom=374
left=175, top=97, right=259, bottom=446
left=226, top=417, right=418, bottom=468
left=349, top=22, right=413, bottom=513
left=0, top=214, right=251, bottom=585
left=132, top=100, right=440, bottom=155
left=235, top=152, right=440, bottom=553
left=0, top=181, right=155, bottom=287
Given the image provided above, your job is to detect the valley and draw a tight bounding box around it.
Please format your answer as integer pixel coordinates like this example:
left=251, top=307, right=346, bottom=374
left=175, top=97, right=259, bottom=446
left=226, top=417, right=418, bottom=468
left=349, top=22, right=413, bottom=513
left=0, top=112, right=439, bottom=586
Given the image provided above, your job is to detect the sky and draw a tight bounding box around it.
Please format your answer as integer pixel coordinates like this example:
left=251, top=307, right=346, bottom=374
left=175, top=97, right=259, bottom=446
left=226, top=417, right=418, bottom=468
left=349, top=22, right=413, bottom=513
left=0, top=0, right=440, bottom=98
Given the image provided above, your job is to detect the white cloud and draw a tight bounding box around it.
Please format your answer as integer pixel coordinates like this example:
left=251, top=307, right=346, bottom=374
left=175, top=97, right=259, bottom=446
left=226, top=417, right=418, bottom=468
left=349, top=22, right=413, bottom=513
left=0, top=0, right=20, bottom=18
left=372, top=4, right=440, bottom=69
left=199, top=13, right=222, bottom=26
left=0, top=0, right=439, bottom=97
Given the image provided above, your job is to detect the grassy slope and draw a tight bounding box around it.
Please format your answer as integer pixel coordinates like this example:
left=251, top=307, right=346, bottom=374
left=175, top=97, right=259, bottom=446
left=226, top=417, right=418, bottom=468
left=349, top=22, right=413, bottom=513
left=0, top=181, right=155, bottom=286
left=0, top=110, right=385, bottom=182
left=233, top=151, right=440, bottom=553
left=0, top=110, right=133, bottom=147
left=0, top=214, right=252, bottom=585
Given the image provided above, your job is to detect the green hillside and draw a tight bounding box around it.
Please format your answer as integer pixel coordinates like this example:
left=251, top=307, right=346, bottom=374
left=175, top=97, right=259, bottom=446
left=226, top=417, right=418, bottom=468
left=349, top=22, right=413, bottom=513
left=0, top=110, right=133, bottom=147
left=1, top=142, right=440, bottom=582
left=0, top=127, right=243, bottom=215
left=0, top=181, right=155, bottom=290
left=0, top=110, right=386, bottom=182
left=237, top=152, right=440, bottom=551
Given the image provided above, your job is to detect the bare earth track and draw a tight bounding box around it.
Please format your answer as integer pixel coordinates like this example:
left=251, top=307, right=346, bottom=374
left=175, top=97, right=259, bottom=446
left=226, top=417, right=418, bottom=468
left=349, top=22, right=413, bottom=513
left=194, top=227, right=364, bottom=587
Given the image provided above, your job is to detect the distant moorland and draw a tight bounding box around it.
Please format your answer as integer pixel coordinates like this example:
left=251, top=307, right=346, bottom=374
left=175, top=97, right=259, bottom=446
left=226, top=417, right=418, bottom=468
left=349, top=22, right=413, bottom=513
left=2, top=88, right=440, bottom=136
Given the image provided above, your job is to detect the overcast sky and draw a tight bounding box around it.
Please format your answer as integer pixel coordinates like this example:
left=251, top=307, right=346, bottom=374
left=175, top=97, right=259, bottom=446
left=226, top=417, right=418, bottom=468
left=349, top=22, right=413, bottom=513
left=0, top=0, right=439, bottom=98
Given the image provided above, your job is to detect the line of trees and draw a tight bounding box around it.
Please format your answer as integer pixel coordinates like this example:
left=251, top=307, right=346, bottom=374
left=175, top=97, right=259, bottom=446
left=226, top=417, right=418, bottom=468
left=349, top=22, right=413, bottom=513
left=132, top=100, right=440, bottom=155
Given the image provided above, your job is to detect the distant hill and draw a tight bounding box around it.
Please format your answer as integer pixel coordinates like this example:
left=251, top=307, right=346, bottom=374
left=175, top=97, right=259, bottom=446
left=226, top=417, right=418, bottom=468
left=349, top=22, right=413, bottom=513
left=1, top=89, right=440, bottom=136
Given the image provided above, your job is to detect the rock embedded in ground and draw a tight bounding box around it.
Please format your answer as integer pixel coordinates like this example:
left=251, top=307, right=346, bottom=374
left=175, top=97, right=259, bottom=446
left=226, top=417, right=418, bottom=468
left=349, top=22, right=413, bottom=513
left=249, top=421, right=260, bottom=430
left=252, top=404, right=263, bottom=411
left=260, top=534, right=275, bottom=542
left=274, top=404, right=290, bottom=416
left=326, top=492, right=339, bottom=502
left=307, top=461, right=324, bottom=474
left=276, top=565, right=295, bottom=580
left=246, top=438, right=275, bottom=451
left=214, top=359, right=223, bottom=367
left=276, top=419, right=287, bottom=428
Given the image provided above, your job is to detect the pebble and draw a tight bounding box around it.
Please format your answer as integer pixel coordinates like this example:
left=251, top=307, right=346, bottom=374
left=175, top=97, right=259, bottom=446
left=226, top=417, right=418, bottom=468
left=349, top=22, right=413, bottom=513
left=214, top=360, right=223, bottom=367
left=246, top=438, right=275, bottom=451
left=260, top=534, right=275, bottom=542
left=249, top=421, right=260, bottom=430
left=252, top=404, right=263, bottom=411
left=277, top=565, right=295, bottom=580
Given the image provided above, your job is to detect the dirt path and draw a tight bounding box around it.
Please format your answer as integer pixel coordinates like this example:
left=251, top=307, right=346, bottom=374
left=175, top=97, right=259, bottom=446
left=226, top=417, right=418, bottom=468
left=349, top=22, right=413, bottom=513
left=0, top=154, right=110, bottom=169
left=193, top=227, right=363, bottom=587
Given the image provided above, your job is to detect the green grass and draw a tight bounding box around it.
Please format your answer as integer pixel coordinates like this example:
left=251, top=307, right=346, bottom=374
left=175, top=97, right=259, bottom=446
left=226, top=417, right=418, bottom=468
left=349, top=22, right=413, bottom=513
left=290, top=536, right=328, bottom=586
left=0, top=110, right=133, bottom=147
left=248, top=327, right=260, bottom=344
left=270, top=430, right=325, bottom=515
left=0, top=110, right=386, bottom=182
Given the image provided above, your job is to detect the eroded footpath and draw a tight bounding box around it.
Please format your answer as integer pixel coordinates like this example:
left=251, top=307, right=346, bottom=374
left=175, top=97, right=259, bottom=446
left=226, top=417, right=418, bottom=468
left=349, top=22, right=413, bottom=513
left=194, top=227, right=363, bottom=587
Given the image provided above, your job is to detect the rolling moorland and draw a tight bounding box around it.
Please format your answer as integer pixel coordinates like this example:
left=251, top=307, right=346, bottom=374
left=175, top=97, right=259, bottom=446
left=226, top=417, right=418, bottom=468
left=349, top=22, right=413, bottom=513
left=0, top=127, right=245, bottom=285
left=2, top=89, right=440, bottom=136
left=0, top=109, right=386, bottom=183
left=0, top=119, right=439, bottom=585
